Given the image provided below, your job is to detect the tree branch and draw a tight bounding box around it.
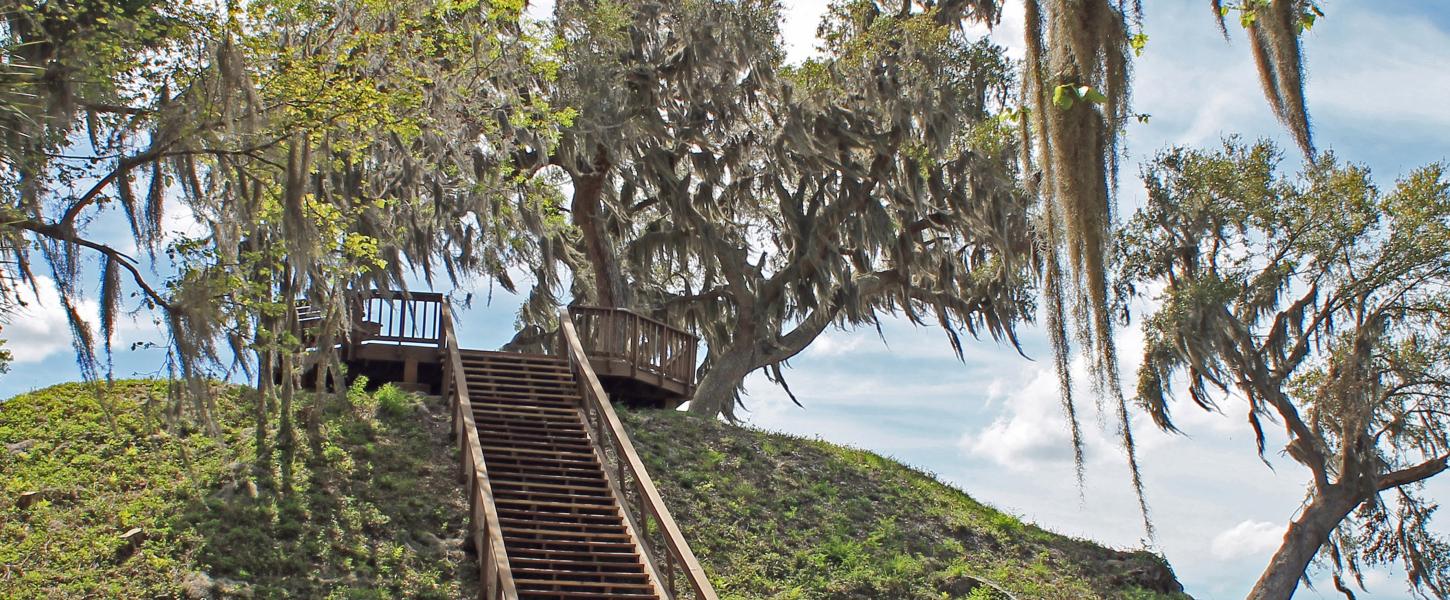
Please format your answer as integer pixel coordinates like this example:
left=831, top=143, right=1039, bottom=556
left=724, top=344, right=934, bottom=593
left=11, top=219, right=173, bottom=312
left=1377, top=454, right=1450, bottom=492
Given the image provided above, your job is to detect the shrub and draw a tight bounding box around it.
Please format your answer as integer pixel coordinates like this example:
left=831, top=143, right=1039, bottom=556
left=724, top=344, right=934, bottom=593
left=374, top=384, right=412, bottom=419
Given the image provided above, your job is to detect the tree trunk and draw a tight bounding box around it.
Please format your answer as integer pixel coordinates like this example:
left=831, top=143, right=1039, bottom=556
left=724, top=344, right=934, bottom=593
left=1246, top=486, right=1360, bottom=600
left=686, top=304, right=837, bottom=419
left=687, top=343, right=758, bottom=420
left=571, top=151, right=630, bottom=309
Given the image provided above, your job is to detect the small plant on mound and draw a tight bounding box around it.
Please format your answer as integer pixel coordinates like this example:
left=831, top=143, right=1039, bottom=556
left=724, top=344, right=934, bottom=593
left=373, top=383, right=414, bottom=419
left=345, top=377, right=417, bottom=420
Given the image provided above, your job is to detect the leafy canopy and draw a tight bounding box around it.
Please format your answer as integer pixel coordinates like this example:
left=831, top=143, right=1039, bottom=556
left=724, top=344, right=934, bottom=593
left=1120, top=139, right=1450, bottom=596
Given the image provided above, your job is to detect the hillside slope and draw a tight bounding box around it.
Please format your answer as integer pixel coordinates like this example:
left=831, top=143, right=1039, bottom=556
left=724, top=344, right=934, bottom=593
left=1, top=381, right=1185, bottom=599
left=621, top=409, right=1187, bottom=600
left=0, top=381, right=474, bottom=599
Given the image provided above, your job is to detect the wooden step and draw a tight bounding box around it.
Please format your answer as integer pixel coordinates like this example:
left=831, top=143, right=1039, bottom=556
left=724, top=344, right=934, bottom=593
left=468, top=360, right=571, bottom=372
left=482, top=436, right=594, bottom=453
left=495, top=497, right=621, bottom=514
left=501, top=515, right=626, bottom=530
left=466, top=395, right=579, bottom=409
left=510, top=555, right=646, bottom=571
left=484, top=459, right=607, bottom=478
left=496, top=510, right=625, bottom=528
left=473, top=413, right=583, bottom=430
left=468, top=389, right=584, bottom=403
left=465, top=378, right=579, bottom=394
left=479, top=428, right=592, bottom=445
left=471, top=401, right=578, bottom=416
left=472, top=406, right=582, bottom=423
left=487, top=469, right=613, bottom=488
left=490, top=479, right=611, bottom=495
left=507, top=548, right=641, bottom=564
left=481, top=444, right=598, bottom=461
left=503, top=526, right=632, bottom=542
left=458, top=350, right=569, bottom=367
left=504, top=582, right=652, bottom=600
left=464, top=371, right=577, bottom=385
left=504, top=537, right=640, bottom=551
left=473, top=414, right=585, bottom=431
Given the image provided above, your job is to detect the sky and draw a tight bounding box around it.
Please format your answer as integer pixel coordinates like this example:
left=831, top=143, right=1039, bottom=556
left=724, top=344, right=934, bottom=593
left=5, top=1, right=1450, bottom=598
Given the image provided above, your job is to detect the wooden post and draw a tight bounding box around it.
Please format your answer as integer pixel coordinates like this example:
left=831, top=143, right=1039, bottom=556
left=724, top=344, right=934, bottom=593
left=403, top=359, right=418, bottom=384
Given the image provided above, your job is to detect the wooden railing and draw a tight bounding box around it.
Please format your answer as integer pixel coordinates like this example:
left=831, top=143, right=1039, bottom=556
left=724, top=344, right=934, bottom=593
left=296, top=289, right=445, bottom=348
left=357, top=289, right=445, bottom=346
left=557, top=309, right=718, bottom=600
left=440, top=301, right=519, bottom=600
left=568, top=306, right=698, bottom=395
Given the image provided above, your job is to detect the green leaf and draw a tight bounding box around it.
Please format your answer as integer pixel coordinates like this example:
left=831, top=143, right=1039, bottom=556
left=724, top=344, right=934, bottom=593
left=1299, top=11, right=1316, bottom=32
left=1052, top=84, right=1075, bottom=110
left=1078, top=86, right=1108, bottom=105
left=1130, top=33, right=1149, bottom=57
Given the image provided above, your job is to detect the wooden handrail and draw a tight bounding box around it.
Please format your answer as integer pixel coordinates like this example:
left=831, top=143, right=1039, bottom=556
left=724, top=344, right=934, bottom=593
left=440, top=302, right=519, bottom=600
left=570, top=305, right=699, bottom=343
left=558, top=309, right=718, bottom=600
left=359, top=289, right=445, bottom=302
left=567, top=306, right=699, bottom=395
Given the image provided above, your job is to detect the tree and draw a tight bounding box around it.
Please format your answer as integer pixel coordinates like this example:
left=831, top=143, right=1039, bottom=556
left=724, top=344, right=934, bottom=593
left=530, top=0, right=1034, bottom=419
left=1118, top=139, right=1450, bottom=600
left=0, top=0, right=566, bottom=480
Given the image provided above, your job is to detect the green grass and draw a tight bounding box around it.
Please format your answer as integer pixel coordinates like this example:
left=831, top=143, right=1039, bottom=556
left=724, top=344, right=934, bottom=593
left=0, top=380, right=473, bottom=599
left=619, top=408, right=1191, bottom=600
left=0, top=380, right=1188, bottom=599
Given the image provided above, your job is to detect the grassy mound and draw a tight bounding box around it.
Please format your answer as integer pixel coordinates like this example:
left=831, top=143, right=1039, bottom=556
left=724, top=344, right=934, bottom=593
left=2, top=380, right=1185, bottom=599
left=0, top=380, right=473, bottom=599
left=621, top=409, right=1188, bottom=600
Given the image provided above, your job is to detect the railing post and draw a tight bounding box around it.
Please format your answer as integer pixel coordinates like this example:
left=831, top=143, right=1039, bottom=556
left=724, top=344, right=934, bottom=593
left=629, top=312, right=639, bottom=379
left=667, top=545, right=677, bottom=596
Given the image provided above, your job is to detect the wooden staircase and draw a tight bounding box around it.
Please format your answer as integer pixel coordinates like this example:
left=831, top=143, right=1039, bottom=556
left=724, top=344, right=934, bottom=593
left=460, top=349, right=660, bottom=599
left=321, top=291, right=716, bottom=600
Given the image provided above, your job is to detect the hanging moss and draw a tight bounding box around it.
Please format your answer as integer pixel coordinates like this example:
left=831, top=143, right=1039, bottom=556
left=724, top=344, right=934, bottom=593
left=1018, top=0, right=1148, bottom=533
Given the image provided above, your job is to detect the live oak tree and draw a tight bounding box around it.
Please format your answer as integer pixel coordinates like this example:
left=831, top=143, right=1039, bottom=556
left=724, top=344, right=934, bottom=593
left=0, top=0, right=565, bottom=477
left=532, top=0, right=1035, bottom=419
left=1119, top=140, right=1450, bottom=600
left=0, top=0, right=207, bottom=378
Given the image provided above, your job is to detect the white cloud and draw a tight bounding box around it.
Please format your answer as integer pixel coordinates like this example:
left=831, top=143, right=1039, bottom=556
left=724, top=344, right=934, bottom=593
left=780, top=0, right=830, bottom=64
left=806, top=331, right=864, bottom=357
left=3, top=276, right=166, bottom=365
left=1211, top=520, right=1285, bottom=561
left=958, top=365, right=1082, bottom=471
left=4, top=277, right=98, bottom=364
left=1309, top=13, right=1450, bottom=135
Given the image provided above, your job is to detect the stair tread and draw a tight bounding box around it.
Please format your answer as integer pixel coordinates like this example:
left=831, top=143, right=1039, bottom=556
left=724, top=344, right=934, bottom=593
left=510, top=556, right=646, bottom=570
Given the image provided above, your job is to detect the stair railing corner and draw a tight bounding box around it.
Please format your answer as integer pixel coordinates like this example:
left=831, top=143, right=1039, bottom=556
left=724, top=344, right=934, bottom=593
left=441, top=301, right=520, bottom=600
left=557, top=308, right=720, bottom=600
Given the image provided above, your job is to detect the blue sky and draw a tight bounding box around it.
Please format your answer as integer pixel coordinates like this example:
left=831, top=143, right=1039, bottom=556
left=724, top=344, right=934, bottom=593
left=4, top=1, right=1450, bottom=598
